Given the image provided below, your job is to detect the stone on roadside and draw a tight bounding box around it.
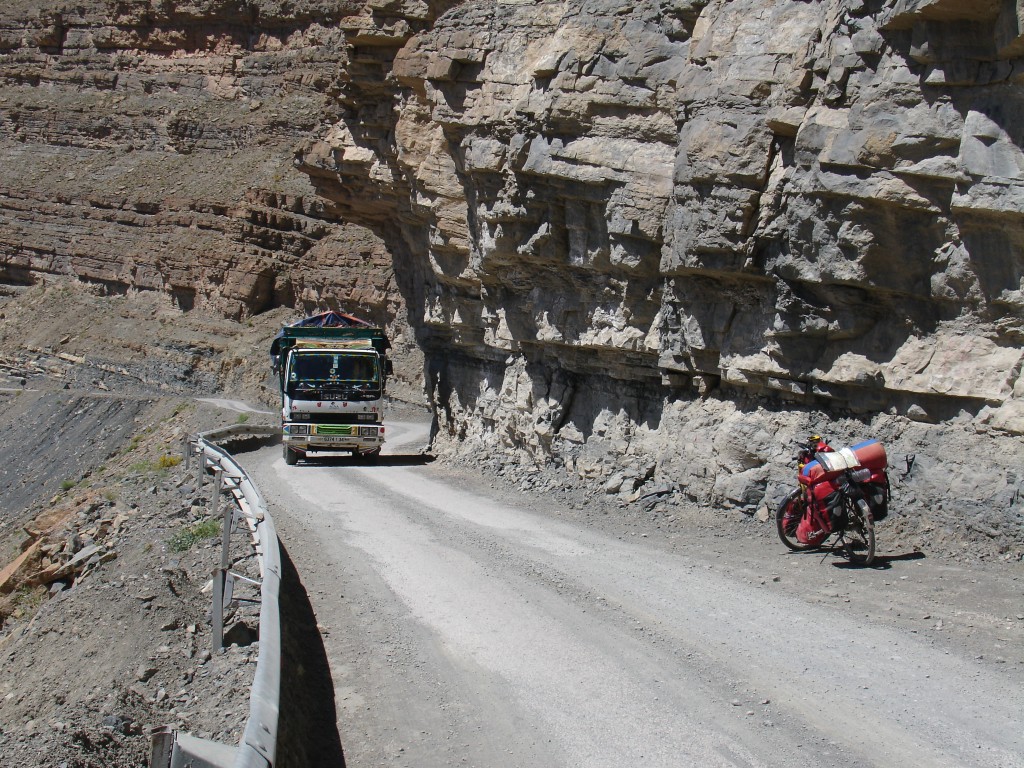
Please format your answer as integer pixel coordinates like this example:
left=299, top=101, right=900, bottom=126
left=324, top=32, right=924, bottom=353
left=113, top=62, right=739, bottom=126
left=136, top=666, right=157, bottom=682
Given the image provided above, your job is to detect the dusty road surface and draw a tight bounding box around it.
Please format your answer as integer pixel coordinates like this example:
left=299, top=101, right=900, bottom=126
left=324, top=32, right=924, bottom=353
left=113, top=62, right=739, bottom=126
left=242, top=419, right=1024, bottom=768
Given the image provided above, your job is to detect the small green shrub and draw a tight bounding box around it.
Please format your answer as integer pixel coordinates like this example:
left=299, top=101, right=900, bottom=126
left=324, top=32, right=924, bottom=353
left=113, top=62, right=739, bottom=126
left=236, top=413, right=250, bottom=424
left=168, top=519, right=221, bottom=552
left=130, top=454, right=182, bottom=474
left=60, top=479, right=76, bottom=491
left=156, top=454, right=182, bottom=470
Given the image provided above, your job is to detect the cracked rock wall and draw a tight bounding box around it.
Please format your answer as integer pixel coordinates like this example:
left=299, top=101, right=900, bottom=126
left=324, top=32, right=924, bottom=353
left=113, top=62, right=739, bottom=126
left=297, top=0, right=1023, bottom=553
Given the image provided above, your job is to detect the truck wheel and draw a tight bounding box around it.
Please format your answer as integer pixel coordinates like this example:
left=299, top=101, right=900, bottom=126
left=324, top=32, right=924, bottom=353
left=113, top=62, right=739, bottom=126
left=283, top=445, right=299, bottom=465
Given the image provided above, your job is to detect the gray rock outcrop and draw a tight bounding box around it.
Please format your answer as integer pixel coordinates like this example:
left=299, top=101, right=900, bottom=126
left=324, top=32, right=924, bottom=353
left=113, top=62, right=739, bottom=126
left=295, top=0, right=1023, bottom=554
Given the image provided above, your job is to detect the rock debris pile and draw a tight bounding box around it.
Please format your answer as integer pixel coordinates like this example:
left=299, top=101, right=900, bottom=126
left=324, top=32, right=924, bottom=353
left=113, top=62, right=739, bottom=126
left=0, top=451, right=264, bottom=767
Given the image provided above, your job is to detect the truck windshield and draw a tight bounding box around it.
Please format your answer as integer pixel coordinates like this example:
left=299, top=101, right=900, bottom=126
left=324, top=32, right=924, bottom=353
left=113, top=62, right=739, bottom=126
left=289, top=353, right=379, bottom=386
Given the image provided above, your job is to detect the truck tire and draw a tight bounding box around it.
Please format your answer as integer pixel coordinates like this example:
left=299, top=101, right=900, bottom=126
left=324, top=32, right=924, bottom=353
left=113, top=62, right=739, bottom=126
left=283, top=445, right=299, bottom=465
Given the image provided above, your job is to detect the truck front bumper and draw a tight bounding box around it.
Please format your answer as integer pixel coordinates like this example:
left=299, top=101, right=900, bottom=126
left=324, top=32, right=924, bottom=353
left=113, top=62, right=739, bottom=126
left=282, top=423, right=384, bottom=453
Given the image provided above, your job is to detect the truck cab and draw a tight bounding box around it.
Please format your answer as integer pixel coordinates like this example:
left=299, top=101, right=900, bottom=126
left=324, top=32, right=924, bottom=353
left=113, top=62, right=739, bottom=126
left=272, top=313, right=391, bottom=465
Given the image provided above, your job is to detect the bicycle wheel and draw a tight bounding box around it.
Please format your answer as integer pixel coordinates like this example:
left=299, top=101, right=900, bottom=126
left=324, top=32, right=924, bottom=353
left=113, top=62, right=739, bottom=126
left=842, top=498, right=875, bottom=565
left=776, top=489, right=816, bottom=550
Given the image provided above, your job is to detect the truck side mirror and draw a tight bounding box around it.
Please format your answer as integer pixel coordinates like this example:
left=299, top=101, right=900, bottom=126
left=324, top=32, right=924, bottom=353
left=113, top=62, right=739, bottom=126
left=385, top=359, right=394, bottom=376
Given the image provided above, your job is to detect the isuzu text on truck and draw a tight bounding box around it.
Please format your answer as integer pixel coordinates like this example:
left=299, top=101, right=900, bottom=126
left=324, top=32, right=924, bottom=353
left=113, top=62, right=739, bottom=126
left=270, top=311, right=392, bottom=465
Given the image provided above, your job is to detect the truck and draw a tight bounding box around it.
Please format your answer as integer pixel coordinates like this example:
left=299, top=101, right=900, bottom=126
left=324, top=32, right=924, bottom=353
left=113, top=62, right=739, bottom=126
left=270, top=311, right=392, bottom=465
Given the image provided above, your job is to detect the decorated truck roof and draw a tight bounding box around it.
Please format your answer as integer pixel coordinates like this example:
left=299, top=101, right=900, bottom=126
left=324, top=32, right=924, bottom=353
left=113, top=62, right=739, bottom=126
left=270, top=311, right=391, bottom=370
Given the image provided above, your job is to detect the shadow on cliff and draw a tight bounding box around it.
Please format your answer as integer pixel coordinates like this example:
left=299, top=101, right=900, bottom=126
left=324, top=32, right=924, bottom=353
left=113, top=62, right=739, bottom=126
left=764, top=272, right=994, bottom=422
left=877, top=17, right=1024, bottom=303
left=880, top=16, right=1024, bottom=148
left=276, top=541, right=348, bottom=768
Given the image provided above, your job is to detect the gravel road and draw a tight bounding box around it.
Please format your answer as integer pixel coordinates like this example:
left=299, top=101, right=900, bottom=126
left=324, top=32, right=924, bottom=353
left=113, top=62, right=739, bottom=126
left=241, top=419, right=1024, bottom=768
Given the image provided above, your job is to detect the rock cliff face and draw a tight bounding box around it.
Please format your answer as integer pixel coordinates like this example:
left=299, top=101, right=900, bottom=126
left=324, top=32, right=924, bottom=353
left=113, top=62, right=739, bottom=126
left=295, top=0, right=1023, bottom=552
left=1, top=0, right=1021, bottom=554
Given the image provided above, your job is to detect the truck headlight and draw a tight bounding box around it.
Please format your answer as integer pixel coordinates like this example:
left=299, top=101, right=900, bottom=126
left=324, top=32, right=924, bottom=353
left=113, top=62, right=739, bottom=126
left=287, top=424, right=310, bottom=436
left=358, top=426, right=378, bottom=437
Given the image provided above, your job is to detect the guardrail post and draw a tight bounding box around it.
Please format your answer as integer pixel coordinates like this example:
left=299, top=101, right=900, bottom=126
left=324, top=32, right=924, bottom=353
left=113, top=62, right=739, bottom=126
left=211, top=468, right=223, bottom=517
left=211, top=564, right=224, bottom=654
left=218, top=480, right=233, bottom=572
left=195, top=446, right=206, bottom=488
left=211, top=467, right=229, bottom=654
left=149, top=725, right=174, bottom=768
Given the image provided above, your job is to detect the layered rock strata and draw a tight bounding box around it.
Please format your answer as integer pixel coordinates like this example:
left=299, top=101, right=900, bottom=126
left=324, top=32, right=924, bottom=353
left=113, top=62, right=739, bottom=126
left=295, top=0, right=1023, bottom=550
left=0, top=0, right=407, bottom=337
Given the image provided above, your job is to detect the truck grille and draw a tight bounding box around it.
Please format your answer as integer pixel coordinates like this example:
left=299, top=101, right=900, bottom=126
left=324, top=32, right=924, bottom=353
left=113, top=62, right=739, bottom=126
left=315, top=424, right=355, bottom=436
left=289, top=413, right=377, bottom=424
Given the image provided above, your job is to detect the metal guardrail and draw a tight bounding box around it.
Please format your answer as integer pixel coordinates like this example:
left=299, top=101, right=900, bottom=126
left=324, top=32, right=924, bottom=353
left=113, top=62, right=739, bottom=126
left=150, top=425, right=282, bottom=768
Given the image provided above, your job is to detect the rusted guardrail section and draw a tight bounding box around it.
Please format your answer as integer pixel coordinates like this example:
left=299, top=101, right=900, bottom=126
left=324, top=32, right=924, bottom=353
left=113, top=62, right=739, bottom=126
left=150, top=425, right=282, bottom=768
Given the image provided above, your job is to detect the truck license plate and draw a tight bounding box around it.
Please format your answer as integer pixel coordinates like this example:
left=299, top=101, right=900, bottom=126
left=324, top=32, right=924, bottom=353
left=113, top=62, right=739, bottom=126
left=315, top=436, right=353, bottom=444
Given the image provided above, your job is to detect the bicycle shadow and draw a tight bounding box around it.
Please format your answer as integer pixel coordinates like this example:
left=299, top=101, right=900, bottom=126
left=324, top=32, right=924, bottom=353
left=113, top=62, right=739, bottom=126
left=831, top=550, right=926, bottom=570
